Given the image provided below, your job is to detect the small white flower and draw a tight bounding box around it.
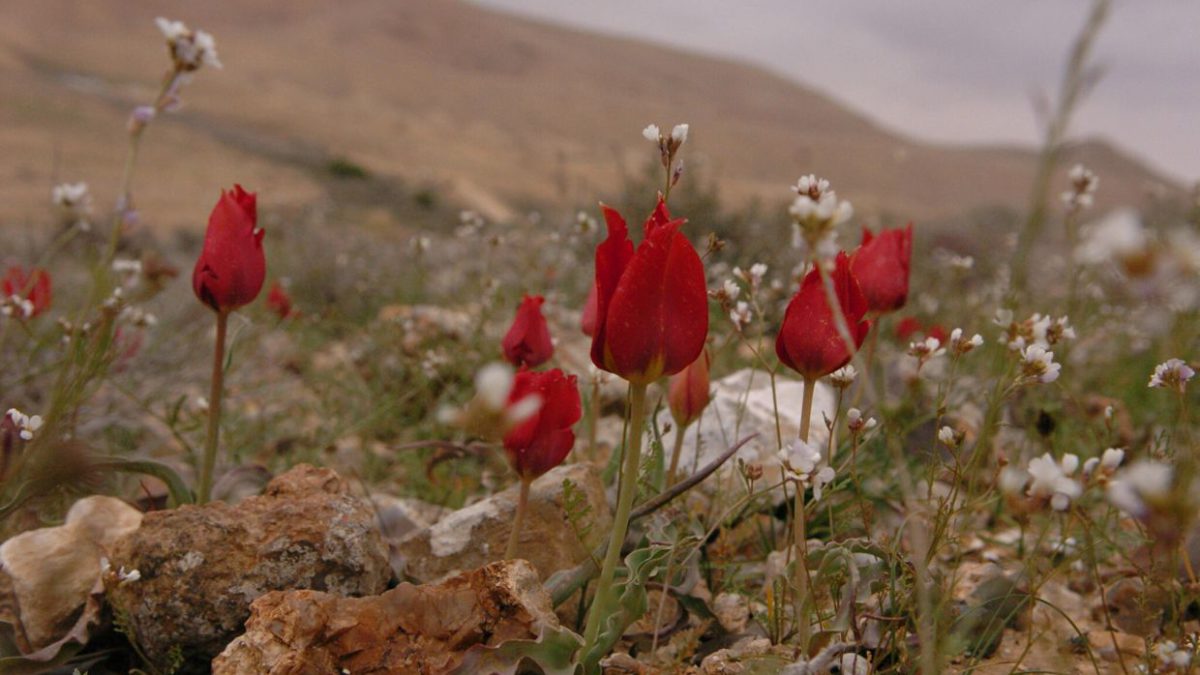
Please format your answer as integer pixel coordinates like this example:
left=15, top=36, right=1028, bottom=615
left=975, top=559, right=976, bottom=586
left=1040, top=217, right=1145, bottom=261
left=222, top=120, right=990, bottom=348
left=1148, top=358, right=1195, bottom=393
left=793, top=174, right=830, bottom=199
left=1061, top=164, right=1098, bottom=211
left=846, top=408, right=876, bottom=433
left=1107, top=460, right=1173, bottom=518
left=117, top=566, right=141, bottom=586
left=4, top=408, right=43, bottom=441
left=1101, top=448, right=1125, bottom=471
left=1026, top=453, right=1081, bottom=511
left=948, top=254, right=974, bottom=271
left=730, top=301, right=752, bottom=331
left=937, top=426, right=958, bottom=447
left=1020, top=345, right=1061, bottom=384
left=475, top=363, right=514, bottom=411
left=51, top=182, right=92, bottom=224
left=1075, top=208, right=1148, bottom=267
left=642, top=124, right=661, bottom=143
left=829, top=365, right=857, bottom=387
left=670, top=123, right=689, bottom=144
left=948, top=328, right=984, bottom=356
left=999, top=466, right=1029, bottom=495
left=908, top=336, right=944, bottom=359
left=722, top=279, right=741, bottom=301
left=155, top=17, right=221, bottom=71
left=779, top=439, right=835, bottom=500
left=748, top=263, right=768, bottom=287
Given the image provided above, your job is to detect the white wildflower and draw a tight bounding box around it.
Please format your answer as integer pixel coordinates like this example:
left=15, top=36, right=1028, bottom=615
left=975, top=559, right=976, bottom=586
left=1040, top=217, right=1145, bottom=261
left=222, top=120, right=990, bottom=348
left=908, top=336, right=944, bottom=359
left=937, top=426, right=959, bottom=447
left=1107, top=460, right=1173, bottom=518
left=748, top=263, right=768, bottom=288
left=155, top=17, right=221, bottom=71
left=793, top=174, right=830, bottom=199
left=1074, top=208, right=1149, bottom=268
left=829, top=365, right=857, bottom=387
left=999, top=466, right=1029, bottom=495
left=730, top=301, right=752, bottom=331
left=475, top=363, right=514, bottom=411
left=949, top=328, right=984, bottom=356
left=1100, top=447, right=1125, bottom=471
left=722, top=279, right=741, bottom=302
left=949, top=254, right=974, bottom=270
left=642, top=124, right=661, bottom=143
left=4, top=408, right=44, bottom=441
left=670, top=123, right=689, bottom=144
left=1026, top=453, right=1082, bottom=511
left=1061, top=164, right=1098, bottom=211
left=1020, top=345, right=1061, bottom=384
left=1148, top=358, right=1195, bottom=393
left=846, top=408, right=876, bottom=433
left=779, top=439, right=836, bottom=500
left=52, top=182, right=92, bottom=229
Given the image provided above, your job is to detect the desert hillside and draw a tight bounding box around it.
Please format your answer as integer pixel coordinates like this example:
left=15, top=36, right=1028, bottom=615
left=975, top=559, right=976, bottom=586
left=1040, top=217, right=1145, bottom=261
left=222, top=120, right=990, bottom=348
left=0, top=0, right=1180, bottom=230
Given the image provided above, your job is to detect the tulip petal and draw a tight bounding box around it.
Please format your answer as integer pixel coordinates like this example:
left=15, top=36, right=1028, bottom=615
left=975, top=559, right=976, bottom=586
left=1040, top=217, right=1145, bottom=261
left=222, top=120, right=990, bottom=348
left=590, top=205, right=635, bottom=370
left=603, top=222, right=708, bottom=382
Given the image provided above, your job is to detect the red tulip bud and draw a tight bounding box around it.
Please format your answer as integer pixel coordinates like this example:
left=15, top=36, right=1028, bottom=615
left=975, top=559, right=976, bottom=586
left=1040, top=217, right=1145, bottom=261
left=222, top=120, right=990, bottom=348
left=266, top=281, right=296, bottom=320
left=2, top=266, right=52, bottom=318
left=776, top=252, right=871, bottom=380
left=591, top=197, right=708, bottom=384
left=502, top=368, right=582, bottom=479
left=850, top=224, right=912, bottom=314
left=192, top=185, right=265, bottom=313
left=502, top=294, right=554, bottom=368
left=668, top=348, right=711, bottom=429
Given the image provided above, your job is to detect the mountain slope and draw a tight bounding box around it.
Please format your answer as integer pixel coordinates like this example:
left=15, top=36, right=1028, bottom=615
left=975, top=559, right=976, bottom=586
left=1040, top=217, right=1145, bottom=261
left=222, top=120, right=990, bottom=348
left=0, top=0, right=1179, bottom=229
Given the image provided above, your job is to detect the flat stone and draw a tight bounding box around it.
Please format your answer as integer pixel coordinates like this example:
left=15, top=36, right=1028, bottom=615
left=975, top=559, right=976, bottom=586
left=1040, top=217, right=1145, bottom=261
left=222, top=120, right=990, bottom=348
left=212, top=559, right=558, bottom=675
left=654, top=368, right=835, bottom=504
left=0, top=496, right=142, bottom=652
left=396, top=462, right=611, bottom=583
left=106, top=464, right=390, bottom=671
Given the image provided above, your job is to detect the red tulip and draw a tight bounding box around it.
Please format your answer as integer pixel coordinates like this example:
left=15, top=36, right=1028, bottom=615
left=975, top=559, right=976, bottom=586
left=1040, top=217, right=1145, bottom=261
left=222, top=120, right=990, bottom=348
left=502, top=294, right=554, bottom=368
left=776, top=252, right=871, bottom=380
left=2, top=266, right=52, bottom=318
left=192, top=185, right=265, bottom=313
left=580, top=285, right=598, bottom=337
left=850, top=224, right=912, bottom=314
left=591, top=197, right=708, bottom=385
left=266, top=281, right=296, bottom=320
left=895, top=316, right=922, bottom=341
left=502, top=368, right=582, bottom=479
left=668, top=348, right=710, bottom=429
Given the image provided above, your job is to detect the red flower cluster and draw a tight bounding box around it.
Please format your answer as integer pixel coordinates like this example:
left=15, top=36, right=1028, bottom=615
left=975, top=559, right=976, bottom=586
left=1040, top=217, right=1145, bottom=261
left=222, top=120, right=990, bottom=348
left=590, top=197, right=708, bottom=385
left=502, top=295, right=554, bottom=368
left=192, top=185, right=265, bottom=313
left=2, top=266, right=52, bottom=318
left=502, top=368, right=581, bottom=479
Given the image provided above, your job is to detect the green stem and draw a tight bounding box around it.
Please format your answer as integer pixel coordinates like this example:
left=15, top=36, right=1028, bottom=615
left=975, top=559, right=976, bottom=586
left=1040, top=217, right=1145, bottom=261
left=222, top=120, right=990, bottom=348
left=666, top=423, right=687, bottom=485
left=582, top=381, right=648, bottom=651
left=197, top=310, right=228, bottom=503
left=504, top=476, right=532, bottom=560
left=793, top=375, right=817, bottom=652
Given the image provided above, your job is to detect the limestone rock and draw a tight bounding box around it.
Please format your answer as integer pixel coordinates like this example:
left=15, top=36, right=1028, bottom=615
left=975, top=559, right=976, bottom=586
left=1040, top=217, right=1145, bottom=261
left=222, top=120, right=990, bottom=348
left=107, top=464, right=390, bottom=670
left=654, top=369, right=835, bottom=504
left=396, top=463, right=611, bottom=583
left=212, top=559, right=557, bottom=675
left=0, top=495, right=142, bottom=653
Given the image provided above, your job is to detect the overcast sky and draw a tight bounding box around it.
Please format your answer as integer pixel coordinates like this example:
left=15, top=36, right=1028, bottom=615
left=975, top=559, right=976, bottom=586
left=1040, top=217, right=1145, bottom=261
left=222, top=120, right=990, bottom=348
left=472, top=0, right=1200, bottom=184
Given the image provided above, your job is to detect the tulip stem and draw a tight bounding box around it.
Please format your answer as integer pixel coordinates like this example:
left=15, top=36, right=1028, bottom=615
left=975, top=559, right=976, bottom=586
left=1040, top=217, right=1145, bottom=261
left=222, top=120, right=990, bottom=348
left=197, top=310, right=228, bottom=504
left=666, top=424, right=687, bottom=485
left=505, top=476, right=532, bottom=560
left=793, top=375, right=816, bottom=653
left=582, top=381, right=648, bottom=655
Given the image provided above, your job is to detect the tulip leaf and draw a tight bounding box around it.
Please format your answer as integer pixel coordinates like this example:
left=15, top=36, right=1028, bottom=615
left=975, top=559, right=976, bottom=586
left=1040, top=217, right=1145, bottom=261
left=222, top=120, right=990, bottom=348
left=93, top=456, right=194, bottom=506
left=452, top=624, right=583, bottom=675
left=580, top=544, right=672, bottom=674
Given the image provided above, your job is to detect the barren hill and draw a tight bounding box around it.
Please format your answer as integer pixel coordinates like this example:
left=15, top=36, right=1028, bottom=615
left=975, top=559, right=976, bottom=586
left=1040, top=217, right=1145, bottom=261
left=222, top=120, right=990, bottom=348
left=0, top=0, right=1180, bottom=230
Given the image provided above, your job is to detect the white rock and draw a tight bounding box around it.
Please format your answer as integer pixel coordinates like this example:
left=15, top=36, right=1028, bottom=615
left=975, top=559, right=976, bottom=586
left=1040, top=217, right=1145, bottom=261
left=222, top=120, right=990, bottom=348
left=655, top=369, right=835, bottom=504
